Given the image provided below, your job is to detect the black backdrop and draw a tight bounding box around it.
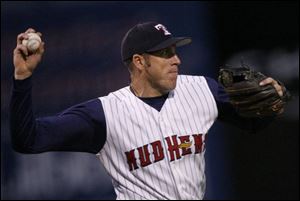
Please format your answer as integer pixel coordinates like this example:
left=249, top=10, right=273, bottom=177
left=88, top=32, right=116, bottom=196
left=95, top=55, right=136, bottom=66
left=213, top=1, right=298, bottom=199
left=1, top=1, right=298, bottom=200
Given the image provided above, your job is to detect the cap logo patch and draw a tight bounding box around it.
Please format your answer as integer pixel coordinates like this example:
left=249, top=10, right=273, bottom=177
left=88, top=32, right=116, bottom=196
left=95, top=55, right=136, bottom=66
left=154, top=24, right=171, bottom=35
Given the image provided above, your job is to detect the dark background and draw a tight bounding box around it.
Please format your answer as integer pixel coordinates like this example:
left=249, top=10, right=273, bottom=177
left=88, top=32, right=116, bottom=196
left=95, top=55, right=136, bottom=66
left=211, top=1, right=299, bottom=200
left=1, top=1, right=298, bottom=200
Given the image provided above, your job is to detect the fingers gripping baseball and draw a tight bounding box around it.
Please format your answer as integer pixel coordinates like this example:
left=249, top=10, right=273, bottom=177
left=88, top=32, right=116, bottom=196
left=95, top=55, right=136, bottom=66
left=13, top=28, right=45, bottom=80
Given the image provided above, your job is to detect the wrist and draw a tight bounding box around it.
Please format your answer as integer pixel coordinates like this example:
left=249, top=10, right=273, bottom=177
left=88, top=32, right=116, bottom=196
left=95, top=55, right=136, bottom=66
left=14, top=71, right=32, bottom=80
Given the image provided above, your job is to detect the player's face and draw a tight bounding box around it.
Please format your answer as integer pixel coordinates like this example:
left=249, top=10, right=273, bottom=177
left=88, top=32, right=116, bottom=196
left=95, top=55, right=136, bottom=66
left=144, top=46, right=181, bottom=93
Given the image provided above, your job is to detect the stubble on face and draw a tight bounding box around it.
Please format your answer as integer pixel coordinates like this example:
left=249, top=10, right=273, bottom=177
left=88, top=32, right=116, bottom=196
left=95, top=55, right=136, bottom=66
left=144, top=55, right=179, bottom=94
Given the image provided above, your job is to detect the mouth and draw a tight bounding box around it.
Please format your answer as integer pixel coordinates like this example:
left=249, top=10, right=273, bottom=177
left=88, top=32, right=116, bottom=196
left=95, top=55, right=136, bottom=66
left=169, top=71, right=178, bottom=75
left=169, top=70, right=178, bottom=74
left=168, top=70, right=178, bottom=81
left=169, top=67, right=178, bottom=74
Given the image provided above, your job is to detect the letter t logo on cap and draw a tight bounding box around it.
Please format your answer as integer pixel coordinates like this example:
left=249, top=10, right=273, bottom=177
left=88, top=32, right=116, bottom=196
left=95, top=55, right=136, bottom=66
left=154, top=24, right=171, bottom=35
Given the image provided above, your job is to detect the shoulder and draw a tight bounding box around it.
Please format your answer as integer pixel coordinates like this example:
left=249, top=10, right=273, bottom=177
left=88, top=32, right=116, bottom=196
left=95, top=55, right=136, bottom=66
left=177, top=75, right=220, bottom=90
left=99, top=86, right=130, bottom=103
left=60, top=98, right=104, bottom=119
left=203, top=76, right=221, bottom=95
left=177, top=74, right=207, bottom=84
left=177, top=75, right=228, bottom=102
left=62, top=98, right=101, bottom=112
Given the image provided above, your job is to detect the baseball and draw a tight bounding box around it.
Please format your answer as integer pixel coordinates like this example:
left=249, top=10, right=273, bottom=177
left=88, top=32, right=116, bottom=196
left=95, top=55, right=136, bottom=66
left=22, top=33, right=41, bottom=52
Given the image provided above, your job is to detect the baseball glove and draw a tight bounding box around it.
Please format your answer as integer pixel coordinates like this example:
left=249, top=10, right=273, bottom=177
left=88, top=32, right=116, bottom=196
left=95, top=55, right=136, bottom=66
left=218, top=65, right=291, bottom=118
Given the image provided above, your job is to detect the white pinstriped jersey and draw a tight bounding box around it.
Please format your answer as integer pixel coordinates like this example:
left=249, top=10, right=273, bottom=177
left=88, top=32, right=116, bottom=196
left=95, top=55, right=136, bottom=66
left=97, top=75, right=218, bottom=200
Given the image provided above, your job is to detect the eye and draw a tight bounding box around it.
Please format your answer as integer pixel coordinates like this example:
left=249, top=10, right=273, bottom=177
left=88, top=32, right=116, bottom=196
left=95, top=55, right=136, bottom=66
left=150, top=47, right=176, bottom=58
left=159, top=49, right=168, bottom=57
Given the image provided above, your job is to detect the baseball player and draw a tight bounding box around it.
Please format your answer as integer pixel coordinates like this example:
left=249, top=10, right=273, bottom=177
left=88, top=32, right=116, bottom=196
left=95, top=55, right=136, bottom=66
left=10, top=22, right=286, bottom=200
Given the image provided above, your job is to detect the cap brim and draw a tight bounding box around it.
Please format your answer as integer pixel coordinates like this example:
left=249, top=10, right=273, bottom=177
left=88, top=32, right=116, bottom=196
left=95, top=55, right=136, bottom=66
left=147, top=37, right=192, bottom=52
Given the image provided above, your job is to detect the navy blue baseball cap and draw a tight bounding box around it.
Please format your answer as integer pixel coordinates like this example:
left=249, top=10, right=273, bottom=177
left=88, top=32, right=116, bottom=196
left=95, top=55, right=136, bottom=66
left=121, top=22, right=192, bottom=62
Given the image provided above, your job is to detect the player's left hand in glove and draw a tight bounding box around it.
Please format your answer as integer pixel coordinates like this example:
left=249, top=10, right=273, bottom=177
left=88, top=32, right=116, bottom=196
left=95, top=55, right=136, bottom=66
left=218, top=64, right=291, bottom=118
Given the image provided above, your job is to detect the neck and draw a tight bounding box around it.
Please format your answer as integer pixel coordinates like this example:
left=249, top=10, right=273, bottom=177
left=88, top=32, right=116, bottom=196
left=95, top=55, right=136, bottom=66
left=130, top=74, right=167, bottom=98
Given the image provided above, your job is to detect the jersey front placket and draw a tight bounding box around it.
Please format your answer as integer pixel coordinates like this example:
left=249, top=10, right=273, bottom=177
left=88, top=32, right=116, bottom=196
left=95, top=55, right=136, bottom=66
left=126, top=87, right=182, bottom=199
left=158, top=88, right=204, bottom=199
left=157, top=75, right=218, bottom=199
left=156, top=94, right=183, bottom=200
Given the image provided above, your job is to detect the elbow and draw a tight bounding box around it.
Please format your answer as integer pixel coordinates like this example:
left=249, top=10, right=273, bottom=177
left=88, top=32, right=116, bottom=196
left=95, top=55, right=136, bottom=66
left=10, top=124, right=38, bottom=154
left=12, top=144, right=29, bottom=154
left=11, top=141, right=34, bottom=154
left=10, top=133, right=36, bottom=154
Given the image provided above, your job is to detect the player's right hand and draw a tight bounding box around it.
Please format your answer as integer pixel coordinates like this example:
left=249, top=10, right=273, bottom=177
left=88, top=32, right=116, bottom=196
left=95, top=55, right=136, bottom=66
left=13, top=28, right=45, bottom=80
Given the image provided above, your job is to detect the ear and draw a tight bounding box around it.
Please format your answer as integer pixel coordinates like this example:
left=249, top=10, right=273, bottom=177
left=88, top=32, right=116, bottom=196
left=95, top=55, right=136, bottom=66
left=132, top=54, right=145, bottom=71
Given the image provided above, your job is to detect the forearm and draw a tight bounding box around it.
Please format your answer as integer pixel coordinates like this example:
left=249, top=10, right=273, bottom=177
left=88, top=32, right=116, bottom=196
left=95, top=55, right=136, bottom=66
left=205, top=76, right=275, bottom=133
left=9, top=77, right=106, bottom=154
left=217, top=102, right=275, bottom=133
left=9, top=76, right=37, bottom=153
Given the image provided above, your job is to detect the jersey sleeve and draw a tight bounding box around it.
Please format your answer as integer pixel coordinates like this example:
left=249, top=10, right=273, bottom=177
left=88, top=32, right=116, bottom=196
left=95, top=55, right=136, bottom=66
left=9, top=77, right=106, bottom=154
left=204, top=76, right=274, bottom=133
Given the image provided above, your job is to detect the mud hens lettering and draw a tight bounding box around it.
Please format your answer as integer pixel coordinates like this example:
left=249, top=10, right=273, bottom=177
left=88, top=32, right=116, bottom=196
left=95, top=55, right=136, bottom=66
left=125, top=134, right=205, bottom=171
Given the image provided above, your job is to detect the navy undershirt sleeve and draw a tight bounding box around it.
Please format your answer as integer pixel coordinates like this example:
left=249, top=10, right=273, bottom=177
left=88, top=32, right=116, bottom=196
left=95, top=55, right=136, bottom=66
left=10, top=75, right=274, bottom=154
left=205, top=76, right=274, bottom=133
left=10, top=77, right=106, bottom=154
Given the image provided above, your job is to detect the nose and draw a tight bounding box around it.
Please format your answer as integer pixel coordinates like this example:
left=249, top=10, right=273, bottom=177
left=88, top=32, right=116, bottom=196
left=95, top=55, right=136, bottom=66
left=172, top=54, right=181, bottom=66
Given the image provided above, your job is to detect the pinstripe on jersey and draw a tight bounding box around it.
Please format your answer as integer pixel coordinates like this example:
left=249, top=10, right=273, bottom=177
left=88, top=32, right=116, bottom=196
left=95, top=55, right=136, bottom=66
left=97, top=75, right=218, bottom=200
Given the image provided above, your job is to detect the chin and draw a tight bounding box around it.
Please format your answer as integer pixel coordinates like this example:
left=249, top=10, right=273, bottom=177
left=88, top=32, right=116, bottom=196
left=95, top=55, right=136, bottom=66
left=166, top=79, right=177, bottom=91
left=159, top=77, right=177, bottom=93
